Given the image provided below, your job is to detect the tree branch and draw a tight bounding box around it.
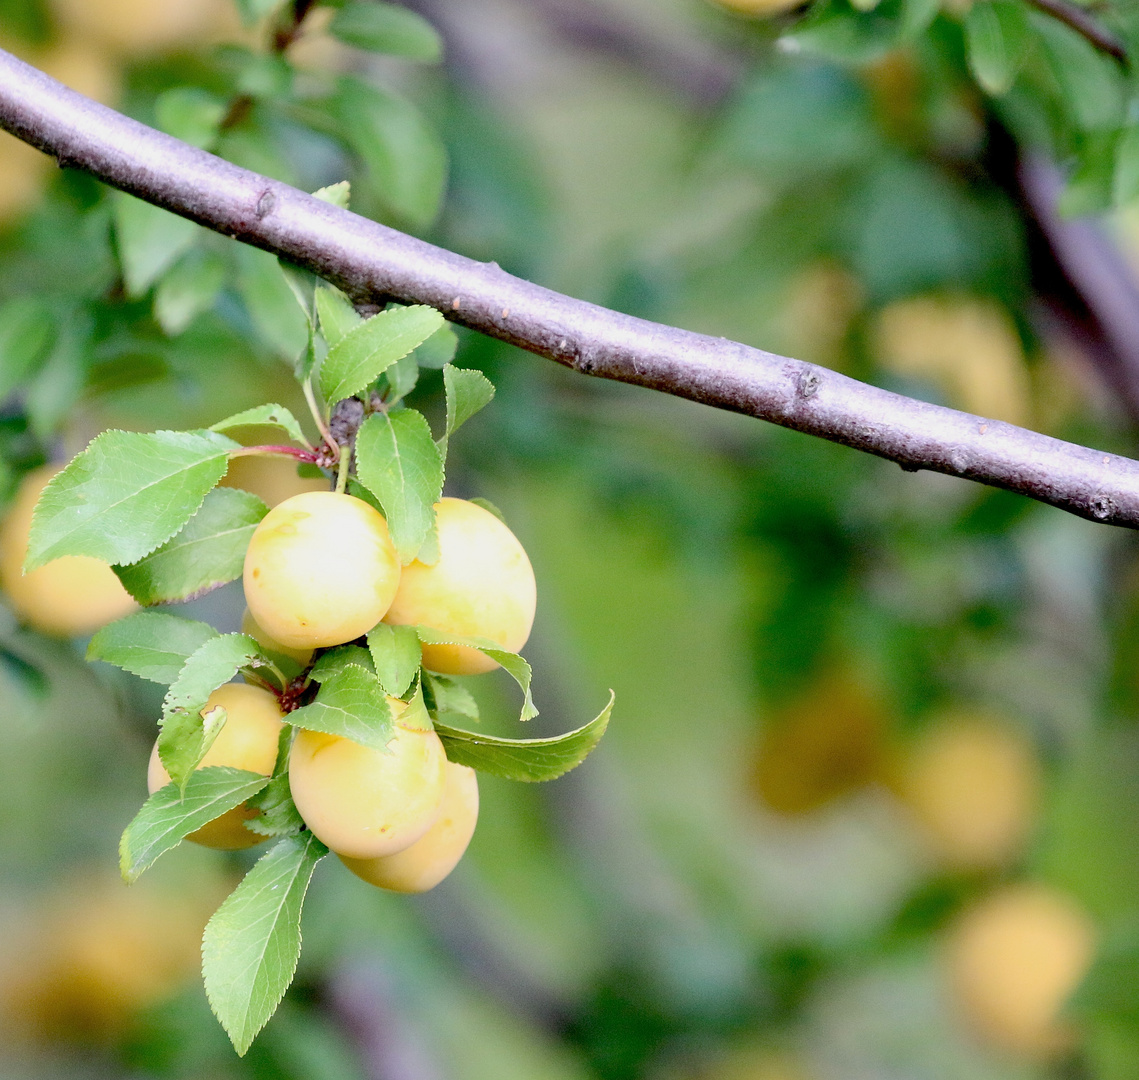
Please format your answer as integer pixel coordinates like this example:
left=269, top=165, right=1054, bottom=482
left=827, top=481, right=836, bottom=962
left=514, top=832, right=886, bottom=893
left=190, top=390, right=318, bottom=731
left=1, top=48, right=1138, bottom=527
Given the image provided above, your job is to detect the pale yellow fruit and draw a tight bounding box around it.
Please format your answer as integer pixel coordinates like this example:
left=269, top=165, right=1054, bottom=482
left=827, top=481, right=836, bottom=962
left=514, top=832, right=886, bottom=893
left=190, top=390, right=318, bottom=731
left=873, top=295, right=1030, bottom=426
left=220, top=454, right=328, bottom=509
left=0, top=132, right=49, bottom=222
left=895, top=715, right=1041, bottom=870
left=241, top=608, right=314, bottom=669
left=243, top=491, right=401, bottom=650
left=339, top=761, right=478, bottom=893
left=289, top=699, right=448, bottom=859
left=37, top=39, right=121, bottom=105
left=0, top=874, right=209, bottom=1044
left=384, top=498, right=536, bottom=675
left=947, top=884, right=1095, bottom=1059
left=147, top=682, right=284, bottom=850
left=48, top=0, right=235, bottom=55
left=0, top=465, right=136, bottom=637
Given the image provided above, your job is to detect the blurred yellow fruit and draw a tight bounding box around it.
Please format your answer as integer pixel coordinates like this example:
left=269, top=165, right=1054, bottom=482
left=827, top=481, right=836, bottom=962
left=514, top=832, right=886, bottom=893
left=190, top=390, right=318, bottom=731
left=147, top=681, right=284, bottom=850
left=874, top=295, right=1030, bottom=426
left=709, top=0, right=805, bottom=16
left=37, top=39, right=121, bottom=104
left=48, top=0, right=236, bottom=55
left=384, top=498, right=537, bottom=676
left=0, top=464, right=137, bottom=637
left=220, top=453, right=329, bottom=509
left=340, top=760, right=478, bottom=893
left=290, top=698, right=448, bottom=859
left=751, top=671, right=886, bottom=815
left=778, top=261, right=861, bottom=369
left=0, top=132, right=50, bottom=224
left=0, top=874, right=207, bottom=1043
left=894, top=714, right=1041, bottom=871
left=947, top=884, right=1095, bottom=1059
left=244, top=491, right=401, bottom=650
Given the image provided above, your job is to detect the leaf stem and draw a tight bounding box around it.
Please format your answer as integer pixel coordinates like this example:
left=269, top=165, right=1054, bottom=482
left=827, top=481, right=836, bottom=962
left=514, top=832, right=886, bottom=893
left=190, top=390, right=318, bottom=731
left=230, top=444, right=321, bottom=463
left=335, top=450, right=350, bottom=495
left=303, top=377, right=339, bottom=461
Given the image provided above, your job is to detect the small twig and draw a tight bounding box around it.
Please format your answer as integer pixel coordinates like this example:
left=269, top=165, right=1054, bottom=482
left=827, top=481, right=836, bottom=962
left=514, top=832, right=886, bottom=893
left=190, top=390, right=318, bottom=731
left=303, top=378, right=338, bottom=459
left=1025, top=0, right=1128, bottom=64
left=273, top=0, right=317, bottom=53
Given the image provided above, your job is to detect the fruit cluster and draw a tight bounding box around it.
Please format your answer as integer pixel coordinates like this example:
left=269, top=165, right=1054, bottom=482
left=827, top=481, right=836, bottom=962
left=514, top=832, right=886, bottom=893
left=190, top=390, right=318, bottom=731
left=147, top=490, right=536, bottom=894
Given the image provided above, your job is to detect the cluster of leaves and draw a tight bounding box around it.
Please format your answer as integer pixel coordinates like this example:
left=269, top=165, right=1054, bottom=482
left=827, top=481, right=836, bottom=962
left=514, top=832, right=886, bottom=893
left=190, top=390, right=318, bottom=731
left=0, top=0, right=450, bottom=474
left=22, top=251, right=612, bottom=1054
left=761, top=0, right=1133, bottom=216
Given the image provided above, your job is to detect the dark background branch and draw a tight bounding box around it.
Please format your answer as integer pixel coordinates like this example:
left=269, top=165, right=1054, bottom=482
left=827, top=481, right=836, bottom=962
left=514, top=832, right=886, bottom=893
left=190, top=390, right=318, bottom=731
left=2, top=49, right=1139, bottom=527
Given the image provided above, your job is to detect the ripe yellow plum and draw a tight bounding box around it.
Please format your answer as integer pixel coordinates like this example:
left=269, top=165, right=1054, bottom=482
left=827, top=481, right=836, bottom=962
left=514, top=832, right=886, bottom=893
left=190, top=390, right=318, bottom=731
left=147, top=682, right=284, bottom=850
left=384, top=498, right=536, bottom=675
left=241, top=608, right=314, bottom=668
left=947, top=884, right=1095, bottom=1059
left=339, top=761, right=478, bottom=893
left=895, top=715, right=1041, bottom=871
left=289, top=699, right=448, bottom=859
left=243, top=491, right=401, bottom=650
left=0, top=465, right=137, bottom=637
left=220, top=454, right=328, bottom=509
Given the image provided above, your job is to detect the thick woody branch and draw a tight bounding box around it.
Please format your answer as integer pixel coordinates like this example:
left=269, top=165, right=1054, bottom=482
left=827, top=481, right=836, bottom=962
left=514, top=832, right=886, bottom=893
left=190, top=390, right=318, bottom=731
left=1, top=48, right=1139, bottom=527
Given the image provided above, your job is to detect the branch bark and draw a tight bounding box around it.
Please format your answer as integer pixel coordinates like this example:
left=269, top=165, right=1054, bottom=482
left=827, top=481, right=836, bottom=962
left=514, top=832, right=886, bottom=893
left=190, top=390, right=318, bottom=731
left=1, top=48, right=1139, bottom=527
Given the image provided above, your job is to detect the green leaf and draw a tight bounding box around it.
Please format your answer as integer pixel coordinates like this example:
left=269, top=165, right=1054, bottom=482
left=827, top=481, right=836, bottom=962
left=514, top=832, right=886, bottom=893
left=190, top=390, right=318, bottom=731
left=245, top=725, right=305, bottom=838
left=210, top=405, right=310, bottom=447
left=287, top=664, right=394, bottom=752
left=235, top=245, right=311, bottom=362
left=154, top=249, right=227, bottom=334
left=1071, top=926, right=1139, bottom=1024
left=24, top=317, right=88, bottom=441
left=423, top=671, right=479, bottom=723
left=202, top=833, right=328, bottom=1056
left=1115, top=127, right=1139, bottom=205
left=233, top=0, right=289, bottom=25
left=87, top=613, right=220, bottom=684
left=315, top=284, right=362, bottom=349
left=435, top=690, right=613, bottom=781
left=335, top=76, right=447, bottom=229
left=355, top=409, right=444, bottom=564
left=413, top=324, right=458, bottom=370
left=898, top=0, right=939, bottom=38
left=0, top=296, right=55, bottom=401
left=155, top=87, right=227, bottom=150
left=964, top=0, right=1028, bottom=96
left=308, top=643, right=375, bottom=684
left=113, top=192, right=200, bottom=298
left=119, top=767, right=270, bottom=884
left=160, top=634, right=271, bottom=790
left=312, top=180, right=351, bottom=209
left=415, top=625, right=536, bottom=721
left=1033, top=12, right=1124, bottom=131
left=244, top=773, right=306, bottom=838
left=366, top=623, right=421, bottom=697
left=319, top=303, right=443, bottom=404
left=385, top=350, right=419, bottom=403
left=25, top=429, right=238, bottom=571
left=468, top=497, right=505, bottom=524
left=114, top=488, right=269, bottom=606
left=441, top=365, right=495, bottom=453
left=328, top=1, right=443, bottom=60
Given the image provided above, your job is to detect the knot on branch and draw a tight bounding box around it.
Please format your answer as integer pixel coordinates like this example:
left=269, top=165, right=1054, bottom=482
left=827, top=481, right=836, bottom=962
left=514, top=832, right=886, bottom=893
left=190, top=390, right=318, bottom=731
left=329, top=397, right=365, bottom=446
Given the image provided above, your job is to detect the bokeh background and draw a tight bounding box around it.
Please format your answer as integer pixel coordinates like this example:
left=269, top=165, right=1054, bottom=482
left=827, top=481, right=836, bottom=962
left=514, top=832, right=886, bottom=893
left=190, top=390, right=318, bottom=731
left=1, top=0, right=1138, bottom=1076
